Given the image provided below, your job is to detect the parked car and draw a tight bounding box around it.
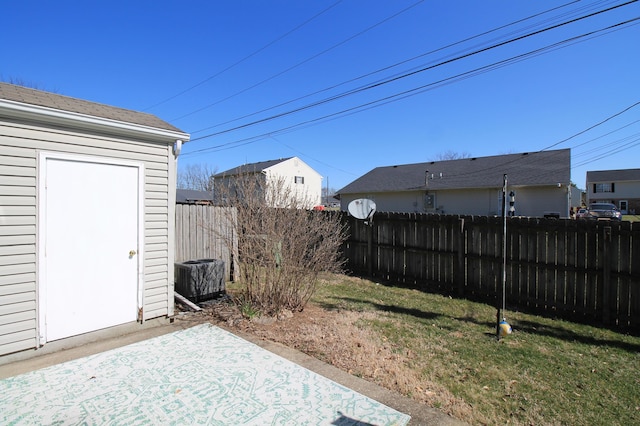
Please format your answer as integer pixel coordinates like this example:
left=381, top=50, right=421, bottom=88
left=588, top=203, right=622, bottom=221
left=575, top=208, right=589, bottom=219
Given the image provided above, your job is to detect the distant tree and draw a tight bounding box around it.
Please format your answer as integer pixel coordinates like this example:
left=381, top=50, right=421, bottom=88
left=177, top=163, right=217, bottom=191
left=321, top=186, right=337, bottom=204
left=433, top=150, right=471, bottom=161
left=0, top=75, right=57, bottom=92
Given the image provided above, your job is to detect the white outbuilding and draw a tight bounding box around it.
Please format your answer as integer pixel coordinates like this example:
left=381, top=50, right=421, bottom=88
left=0, top=83, right=189, bottom=359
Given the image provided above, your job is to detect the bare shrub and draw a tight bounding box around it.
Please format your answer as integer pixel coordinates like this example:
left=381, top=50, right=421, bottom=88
left=214, top=173, right=346, bottom=316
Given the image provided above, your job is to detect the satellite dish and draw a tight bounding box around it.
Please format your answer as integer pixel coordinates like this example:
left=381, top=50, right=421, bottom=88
left=348, top=198, right=376, bottom=222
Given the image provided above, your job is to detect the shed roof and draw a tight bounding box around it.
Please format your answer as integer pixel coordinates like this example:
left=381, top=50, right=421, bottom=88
left=338, top=149, right=571, bottom=194
left=0, top=82, right=183, bottom=133
left=586, top=168, right=640, bottom=182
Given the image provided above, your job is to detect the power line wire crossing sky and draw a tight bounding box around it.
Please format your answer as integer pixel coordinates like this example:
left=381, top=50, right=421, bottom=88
left=3, top=0, right=638, bottom=189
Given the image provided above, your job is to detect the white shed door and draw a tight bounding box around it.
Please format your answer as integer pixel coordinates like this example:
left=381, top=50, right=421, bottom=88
left=41, top=156, right=142, bottom=342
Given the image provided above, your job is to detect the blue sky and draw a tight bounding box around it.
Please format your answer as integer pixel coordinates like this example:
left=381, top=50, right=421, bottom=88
left=3, top=0, right=638, bottom=191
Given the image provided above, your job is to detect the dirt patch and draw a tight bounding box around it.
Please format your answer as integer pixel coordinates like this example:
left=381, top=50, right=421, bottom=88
left=178, top=297, right=473, bottom=422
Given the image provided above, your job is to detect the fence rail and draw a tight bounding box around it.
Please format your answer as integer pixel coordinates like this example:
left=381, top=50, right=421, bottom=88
left=343, top=212, right=640, bottom=330
left=175, top=204, right=238, bottom=281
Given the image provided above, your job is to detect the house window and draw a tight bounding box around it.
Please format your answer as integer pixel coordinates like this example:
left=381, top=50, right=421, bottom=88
left=294, top=176, right=304, bottom=184
left=593, top=183, right=614, bottom=193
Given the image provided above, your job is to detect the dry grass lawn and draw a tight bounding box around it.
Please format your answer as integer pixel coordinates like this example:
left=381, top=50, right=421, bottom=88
left=191, top=274, right=640, bottom=425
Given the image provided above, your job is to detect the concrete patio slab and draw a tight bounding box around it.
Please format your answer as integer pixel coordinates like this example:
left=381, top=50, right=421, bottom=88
left=0, top=318, right=465, bottom=426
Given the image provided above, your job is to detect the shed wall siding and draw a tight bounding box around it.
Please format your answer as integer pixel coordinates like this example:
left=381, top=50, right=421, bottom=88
left=0, top=118, right=172, bottom=356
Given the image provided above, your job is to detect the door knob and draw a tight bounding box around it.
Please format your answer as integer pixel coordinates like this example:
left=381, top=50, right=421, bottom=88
left=129, top=250, right=137, bottom=257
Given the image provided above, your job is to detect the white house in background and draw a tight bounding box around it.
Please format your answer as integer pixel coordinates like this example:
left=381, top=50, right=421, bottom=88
left=337, top=149, right=581, bottom=218
left=212, top=157, right=322, bottom=208
left=0, top=83, right=189, bottom=361
left=586, top=168, right=640, bottom=214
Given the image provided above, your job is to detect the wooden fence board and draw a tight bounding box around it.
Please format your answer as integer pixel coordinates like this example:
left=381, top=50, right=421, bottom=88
left=631, top=226, right=640, bottom=329
left=343, top=212, right=639, bottom=331
left=617, top=223, right=631, bottom=327
left=175, top=205, right=238, bottom=281
left=574, top=220, right=589, bottom=317
left=585, top=224, right=599, bottom=319
left=565, top=220, right=578, bottom=313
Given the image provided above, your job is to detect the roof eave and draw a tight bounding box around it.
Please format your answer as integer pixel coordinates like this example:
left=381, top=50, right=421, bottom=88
left=0, top=99, right=190, bottom=143
left=338, top=182, right=569, bottom=195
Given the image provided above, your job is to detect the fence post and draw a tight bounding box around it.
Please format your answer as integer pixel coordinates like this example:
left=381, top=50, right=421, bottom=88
left=602, top=226, right=612, bottom=325
left=367, top=221, right=373, bottom=277
left=457, top=217, right=465, bottom=296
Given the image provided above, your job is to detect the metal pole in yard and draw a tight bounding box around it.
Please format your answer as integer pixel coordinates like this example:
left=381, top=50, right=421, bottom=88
left=498, top=174, right=508, bottom=340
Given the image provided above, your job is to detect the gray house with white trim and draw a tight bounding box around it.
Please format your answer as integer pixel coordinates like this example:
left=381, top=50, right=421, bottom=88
left=0, top=83, right=189, bottom=359
left=338, top=149, right=580, bottom=218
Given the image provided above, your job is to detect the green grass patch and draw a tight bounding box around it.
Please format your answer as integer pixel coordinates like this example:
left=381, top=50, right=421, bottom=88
left=313, top=275, right=640, bottom=425
left=623, top=215, right=640, bottom=222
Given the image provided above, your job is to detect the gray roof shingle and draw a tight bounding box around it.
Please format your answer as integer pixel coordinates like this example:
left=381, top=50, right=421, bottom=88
left=0, top=82, right=184, bottom=133
left=338, top=149, right=571, bottom=194
left=586, top=168, right=640, bottom=182
left=176, top=189, right=213, bottom=203
left=213, top=157, right=293, bottom=177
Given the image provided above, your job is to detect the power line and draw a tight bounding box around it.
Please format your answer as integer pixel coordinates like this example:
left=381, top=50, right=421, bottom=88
left=180, top=4, right=640, bottom=185
left=429, top=101, right=640, bottom=184
left=171, top=0, right=426, bottom=122
left=190, top=0, right=582, bottom=136
left=269, top=135, right=358, bottom=176
left=571, top=120, right=640, bottom=153
left=434, top=100, right=640, bottom=181
left=543, top=100, right=640, bottom=150
left=142, top=1, right=343, bottom=111
left=182, top=18, right=638, bottom=157
left=186, top=3, right=638, bottom=145
left=572, top=133, right=640, bottom=168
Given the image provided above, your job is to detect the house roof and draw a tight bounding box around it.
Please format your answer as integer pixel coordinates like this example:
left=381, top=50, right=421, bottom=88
left=213, top=157, right=294, bottom=177
left=176, top=189, right=213, bottom=204
left=0, top=82, right=184, bottom=133
left=586, top=168, right=640, bottom=182
left=338, top=149, right=571, bottom=194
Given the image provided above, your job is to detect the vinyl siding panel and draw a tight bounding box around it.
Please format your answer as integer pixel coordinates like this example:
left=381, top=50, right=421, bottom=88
left=0, top=309, right=34, bottom=326
left=0, top=263, right=34, bottom=276
left=0, top=300, right=33, bottom=316
left=144, top=301, right=168, bottom=320
left=0, top=235, right=35, bottom=246
left=0, top=290, right=35, bottom=306
left=0, top=244, right=34, bottom=256
left=145, top=257, right=166, bottom=268
left=0, top=329, right=36, bottom=347
left=0, top=319, right=36, bottom=336
left=0, top=281, right=34, bottom=295
left=146, top=285, right=167, bottom=297
left=0, top=116, right=175, bottom=356
left=0, top=196, right=35, bottom=206
left=0, top=338, right=37, bottom=357
left=145, top=249, right=168, bottom=260
left=145, top=278, right=168, bottom=290
left=145, top=228, right=167, bottom=237
left=0, top=225, right=35, bottom=237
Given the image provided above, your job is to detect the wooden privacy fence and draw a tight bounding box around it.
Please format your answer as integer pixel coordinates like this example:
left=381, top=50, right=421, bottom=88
left=175, top=204, right=238, bottom=281
left=343, top=212, right=640, bottom=330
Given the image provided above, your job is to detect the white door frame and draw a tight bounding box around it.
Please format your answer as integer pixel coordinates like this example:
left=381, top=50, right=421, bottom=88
left=37, top=151, right=145, bottom=345
left=619, top=200, right=628, bottom=215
